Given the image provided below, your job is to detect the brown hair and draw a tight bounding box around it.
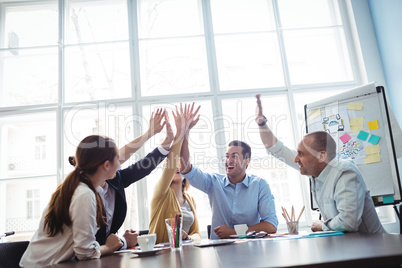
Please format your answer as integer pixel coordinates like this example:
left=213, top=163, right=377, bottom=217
left=44, top=135, right=117, bottom=236
left=228, top=140, right=251, bottom=159
left=305, top=131, right=337, bottom=161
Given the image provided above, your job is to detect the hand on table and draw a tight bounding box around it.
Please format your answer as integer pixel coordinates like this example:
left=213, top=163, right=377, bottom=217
left=311, top=220, right=324, bottom=232
left=123, top=229, right=139, bottom=248
left=214, top=224, right=236, bottom=239
left=182, top=230, right=190, bottom=240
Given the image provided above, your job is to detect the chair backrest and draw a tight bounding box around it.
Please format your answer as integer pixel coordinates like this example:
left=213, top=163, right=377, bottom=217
left=0, top=241, right=29, bottom=268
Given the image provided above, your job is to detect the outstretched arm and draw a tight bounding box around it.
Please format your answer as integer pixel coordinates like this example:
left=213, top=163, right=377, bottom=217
left=180, top=103, right=200, bottom=174
left=152, top=103, right=200, bottom=199
left=256, top=94, right=277, bottom=149
left=119, top=109, right=166, bottom=164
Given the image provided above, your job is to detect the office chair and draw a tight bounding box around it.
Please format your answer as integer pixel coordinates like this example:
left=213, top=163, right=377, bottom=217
left=0, top=240, right=29, bottom=268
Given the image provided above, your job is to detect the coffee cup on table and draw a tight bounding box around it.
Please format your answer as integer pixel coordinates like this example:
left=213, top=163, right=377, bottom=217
left=137, top=234, right=157, bottom=251
left=234, top=224, right=248, bottom=235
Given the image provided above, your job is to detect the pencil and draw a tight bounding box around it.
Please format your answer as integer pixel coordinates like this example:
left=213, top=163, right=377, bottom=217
left=297, top=206, right=305, bottom=222
left=173, top=215, right=176, bottom=247
left=170, top=215, right=174, bottom=247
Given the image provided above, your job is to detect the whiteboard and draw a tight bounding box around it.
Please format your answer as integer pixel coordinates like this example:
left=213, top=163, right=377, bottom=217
left=304, top=82, right=401, bottom=206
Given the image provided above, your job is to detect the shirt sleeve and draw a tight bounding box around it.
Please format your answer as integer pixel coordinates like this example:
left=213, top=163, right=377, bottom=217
left=266, top=140, right=299, bottom=170
left=257, top=179, right=279, bottom=228
left=152, top=139, right=183, bottom=201
left=70, top=186, right=101, bottom=260
left=182, top=165, right=214, bottom=194
left=322, top=170, right=365, bottom=232
left=157, top=145, right=170, bottom=156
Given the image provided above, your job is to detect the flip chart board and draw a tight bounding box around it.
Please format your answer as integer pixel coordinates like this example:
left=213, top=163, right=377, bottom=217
left=304, top=82, right=401, bottom=208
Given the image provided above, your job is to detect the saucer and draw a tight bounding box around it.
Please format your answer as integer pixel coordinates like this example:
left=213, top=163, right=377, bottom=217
left=131, top=248, right=165, bottom=257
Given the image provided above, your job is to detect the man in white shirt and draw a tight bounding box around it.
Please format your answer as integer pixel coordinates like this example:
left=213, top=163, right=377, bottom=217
left=255, top=94, right=385, bottom=233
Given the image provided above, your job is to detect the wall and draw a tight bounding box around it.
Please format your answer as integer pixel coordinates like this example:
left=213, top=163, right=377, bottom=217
left=368, top=0, right=402, bottom=126
left=351, top=0, right=402, bottom=234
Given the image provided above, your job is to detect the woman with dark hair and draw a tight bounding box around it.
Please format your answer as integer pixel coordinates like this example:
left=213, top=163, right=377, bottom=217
left=149, top=103, right=201, bottom=244
left=20, top=135, right=123, bottom=267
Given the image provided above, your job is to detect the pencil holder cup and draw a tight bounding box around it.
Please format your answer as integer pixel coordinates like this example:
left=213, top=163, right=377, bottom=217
left=286, top=221, right=299, bottom=235
left=165, top=217, right=183, bottom=249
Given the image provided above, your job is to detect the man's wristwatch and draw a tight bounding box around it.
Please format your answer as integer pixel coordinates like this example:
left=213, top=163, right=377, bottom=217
left=257, top=116, right=267, bottom=127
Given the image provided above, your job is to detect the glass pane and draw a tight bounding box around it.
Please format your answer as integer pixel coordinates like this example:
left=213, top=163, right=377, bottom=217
left=284, top=28, right=353, bottom=85
left=3, top=2, right=58, bottom=48
left=65, top=0, right=129, bottom=44
left=215, top=33, right=284, bottom=91
left=1, top=177, right=56, bottom=238
left=138, top=0, right=203, bottom=38
left=0, top=112, right=56, bottom=179
left=278, top=0, right=342, bottom=28
left=63, top=105, right=134, bottom=173
left=139, top=37, right=209, bottom=96
left=64, top=42, right=132, bottom=102
left=221, top=95, right=304, bottom=224
left=142, top=101, right=215, bottom=235
left=0, top=48, right=58, bottom=107
left=211, top=0, right=275, bottom=34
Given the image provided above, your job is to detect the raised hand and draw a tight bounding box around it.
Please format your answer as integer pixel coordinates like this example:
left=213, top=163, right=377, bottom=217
left=186, top=103, right=201, bottom=134
left=172, top=103, right=200, bottom=138
left=255, top=94, right=267, bottom=126
left=164, top=112, right=174, bottom=145
left=147, top=108, right=166, bottom=137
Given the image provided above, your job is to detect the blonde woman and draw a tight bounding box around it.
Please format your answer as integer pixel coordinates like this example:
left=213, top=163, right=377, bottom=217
left=149, top=103, right=201, bottom=244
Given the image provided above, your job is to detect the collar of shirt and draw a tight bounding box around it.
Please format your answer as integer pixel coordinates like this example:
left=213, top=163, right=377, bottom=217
left=223, top=174, right=250, bottom=188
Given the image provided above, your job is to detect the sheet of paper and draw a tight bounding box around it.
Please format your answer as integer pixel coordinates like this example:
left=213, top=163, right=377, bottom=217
left=338, top=137, right=366, bottom=160
left=322, top=105, right=351, bottom=135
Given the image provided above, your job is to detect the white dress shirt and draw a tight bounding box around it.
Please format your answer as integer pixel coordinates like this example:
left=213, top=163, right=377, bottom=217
left=20, top=183, right=101, bottom=267
left=97, top=145, right=170, bottom=249
left=267, top=140, right=385, bottom=233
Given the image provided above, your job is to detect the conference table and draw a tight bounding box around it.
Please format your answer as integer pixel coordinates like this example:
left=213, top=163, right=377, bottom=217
left=50, top=233, right=402, bottom=268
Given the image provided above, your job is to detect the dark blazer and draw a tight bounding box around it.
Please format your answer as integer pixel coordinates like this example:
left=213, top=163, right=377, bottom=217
left=95, top=148, right=166, bottom=245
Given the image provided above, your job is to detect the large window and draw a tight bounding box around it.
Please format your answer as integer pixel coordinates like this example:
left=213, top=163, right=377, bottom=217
left=0, top=0, right=363, bottom=239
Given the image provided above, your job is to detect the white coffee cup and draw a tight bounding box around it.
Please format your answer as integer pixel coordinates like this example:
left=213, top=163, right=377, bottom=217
left=234, top=224, right=248, bottom=235
left=137, top=234, right=157, bottom=251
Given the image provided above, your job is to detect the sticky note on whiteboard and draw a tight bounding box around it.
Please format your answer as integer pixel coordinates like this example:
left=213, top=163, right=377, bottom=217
left=357, top=130, right=369, bottom=141
left=350, top=125, right=363, bottom=133
left=368, top=120, right=379, bottom=130
left=348, top=103, right=363, bottom=110
left=368, top=134, right=381, bottom=145
left=350, top=117, right=364, bottom=126
left=365, top=144, right=380, bottom=155
left=339, top=133, right=351, bottom=144
left=383, top=195, right=394, bottom=204
left=308, top=109, right=321, bottom=119
left=364, top=153, right=381, bottom=164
